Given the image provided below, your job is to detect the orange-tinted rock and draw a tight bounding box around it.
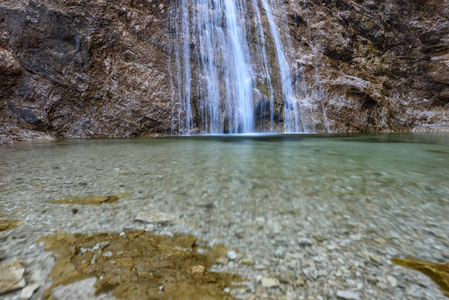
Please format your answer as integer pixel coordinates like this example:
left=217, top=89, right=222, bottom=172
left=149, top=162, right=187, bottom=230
left=0, top=220, right=23, bottom=231
left=50, top=195, right=119, bottom=205
left=392, top=257, right=449, bottom=297
left=40, top=230, right=240, bottom=300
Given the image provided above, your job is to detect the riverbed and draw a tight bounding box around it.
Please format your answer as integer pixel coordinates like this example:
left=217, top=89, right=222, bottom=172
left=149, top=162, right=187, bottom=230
left=1, top=134, right=448, bottom=299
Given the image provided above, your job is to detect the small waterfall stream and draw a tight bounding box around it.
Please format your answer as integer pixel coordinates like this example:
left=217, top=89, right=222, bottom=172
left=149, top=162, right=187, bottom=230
left=260, top=0, right=302, bottom=133
left=169, top=0, right=315, bottom=134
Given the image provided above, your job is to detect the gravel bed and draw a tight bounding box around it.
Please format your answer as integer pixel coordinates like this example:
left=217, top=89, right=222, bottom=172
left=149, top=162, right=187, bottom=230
left=1, top=134, right=448, bottom=299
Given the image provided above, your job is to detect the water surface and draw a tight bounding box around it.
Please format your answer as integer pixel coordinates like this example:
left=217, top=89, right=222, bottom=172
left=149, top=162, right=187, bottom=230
left=1, top=134, right=449, bottom=299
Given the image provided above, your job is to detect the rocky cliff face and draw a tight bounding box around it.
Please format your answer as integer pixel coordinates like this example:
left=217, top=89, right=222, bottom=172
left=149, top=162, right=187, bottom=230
left=0, top=0, right=448, bottom=143
left=0, top=0, right=173, bottom=143
left=287, top=0, right=449, bottom=133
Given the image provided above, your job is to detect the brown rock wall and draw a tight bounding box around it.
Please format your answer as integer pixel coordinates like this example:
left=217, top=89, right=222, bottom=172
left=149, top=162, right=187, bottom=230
left=0, top=0, right=172, bottom=143
left=286, top=0, right=449, bottom=132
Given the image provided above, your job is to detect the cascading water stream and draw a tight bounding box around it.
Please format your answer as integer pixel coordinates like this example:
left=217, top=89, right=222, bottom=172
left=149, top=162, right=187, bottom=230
left=251, top=0, right=275, bottom=131
left=169, top=0, right=316, bottom=134
left=224, top=0, right=254, bottom=133
left=260, top=0, right=303, bottom=133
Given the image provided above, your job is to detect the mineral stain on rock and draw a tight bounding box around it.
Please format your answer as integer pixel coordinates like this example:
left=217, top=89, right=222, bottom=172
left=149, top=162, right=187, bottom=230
left=392, top=257, right=449, bottom=297
left=0, top=220, right=23, bottom=231
left=40, top=230, right=240, bottom=300
left=49, top=195, right=119, bottom=206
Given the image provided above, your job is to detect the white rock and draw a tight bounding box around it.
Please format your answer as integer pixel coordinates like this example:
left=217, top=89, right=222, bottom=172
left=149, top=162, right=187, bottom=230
left=336, top=290, right=360, bottom=300
left=0, top=261, right=26, bottom=294
left=227, top=251, right=237, bottom=260
left=241, top=258, right=255, bottom=265
left=387, top=275, right=398, bottom=287
left=261, top=277, right=279, bottom=288
left=19, top=283, right=40, bottom=300
left=135, top=211, right=177, bottom=224
left=52, top=277, right=110, bottom=300
left=215, top=257, right=229, bottom=265
left=196, top=248, right=206, bottom=255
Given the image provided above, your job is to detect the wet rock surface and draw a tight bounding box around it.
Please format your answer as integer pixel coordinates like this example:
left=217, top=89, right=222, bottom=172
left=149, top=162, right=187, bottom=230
left=0, top=0, right=448, bottom=142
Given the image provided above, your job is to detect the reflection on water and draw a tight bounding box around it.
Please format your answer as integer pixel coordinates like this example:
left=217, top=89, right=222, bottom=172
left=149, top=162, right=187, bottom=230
left=1, top=134, right=449, bottom=299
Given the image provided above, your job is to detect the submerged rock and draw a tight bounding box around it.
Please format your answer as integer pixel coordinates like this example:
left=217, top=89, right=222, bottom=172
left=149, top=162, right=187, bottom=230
left=19, top=283, right=40, bottom=300
left=0, top=260, right=26, bottom=295
left=387, top=275, right=398, bottom=288
left=392, top=257, right=449, bottom=297
left=426, top=150, right=449, bottom=155
left=191, top=265, right=205, bottom=279
left=298, top=238, right=313, bottom=247
left=241, top=258, right=255, bottom=265
left=261, top=277, right=279, bottom=288
left=51, top=277, right=112, bottom=300
left=336, top=290, right=360, bottom=300
left=0, top=220, right=23, bottom=231
left=135, top=211, right=178, bottom=224
left=40, top=230, right=240, bottom=299
left=227, top=251, right=237, bottom=261
left=50, top=195, right=119, bottom=205
left=215, top=257, right=229, bottom=265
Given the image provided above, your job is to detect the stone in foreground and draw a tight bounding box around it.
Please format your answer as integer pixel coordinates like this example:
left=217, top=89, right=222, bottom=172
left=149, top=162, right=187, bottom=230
left=0, top=220, right=23, bottom=231
left=261, top=277, right=279, bottom=288
left=19, top=283, right=40, bottom=300
left=135, top=211, right=178, bottom=224
left=392, top=257, right=449, bottom=297
left=336, top=290, right=360, bottom=300
left=0, top=260, right=26, bottom=295
left=50, top=195, right=119, bottom=205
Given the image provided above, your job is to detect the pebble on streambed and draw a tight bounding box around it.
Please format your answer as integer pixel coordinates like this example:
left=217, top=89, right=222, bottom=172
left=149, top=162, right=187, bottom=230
left=134, top=211, right=178, bottom=224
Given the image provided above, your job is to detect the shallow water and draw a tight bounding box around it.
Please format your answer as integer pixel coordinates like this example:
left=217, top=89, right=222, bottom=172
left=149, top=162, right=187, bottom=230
left=1, top=134, right=449, bottom=299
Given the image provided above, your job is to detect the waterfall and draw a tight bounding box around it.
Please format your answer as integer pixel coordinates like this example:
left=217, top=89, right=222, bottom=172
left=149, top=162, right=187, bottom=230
left=260, top=0, right=303, bottom=133
left=169, top=0, right=311, bottom=134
